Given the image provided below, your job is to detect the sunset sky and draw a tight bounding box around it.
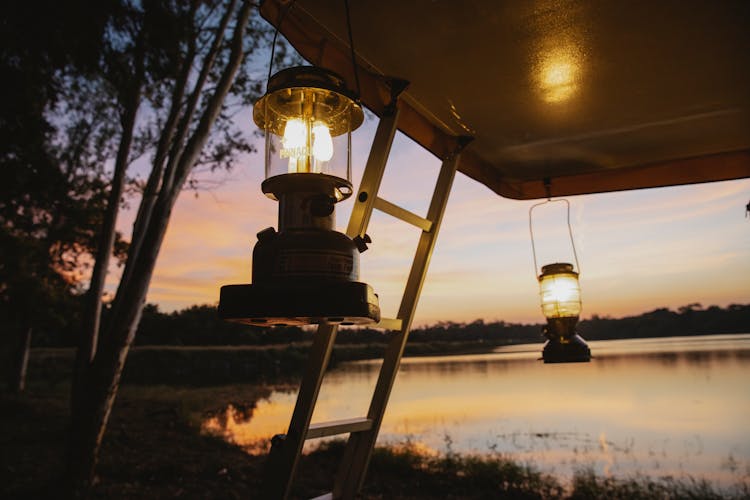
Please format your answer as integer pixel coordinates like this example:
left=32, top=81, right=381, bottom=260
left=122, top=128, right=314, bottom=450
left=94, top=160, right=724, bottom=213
left=112, top=107, right=749, bottom=326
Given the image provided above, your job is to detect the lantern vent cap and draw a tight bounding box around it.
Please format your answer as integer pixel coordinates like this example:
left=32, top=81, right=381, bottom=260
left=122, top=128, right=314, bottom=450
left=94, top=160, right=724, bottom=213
left=254, top=65, right=364, bottom=134
left=539, top=262, right=578, bottom=279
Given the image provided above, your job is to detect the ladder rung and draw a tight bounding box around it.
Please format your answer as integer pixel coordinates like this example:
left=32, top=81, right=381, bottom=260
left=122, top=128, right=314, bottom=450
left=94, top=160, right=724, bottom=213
left=306, top=417, right=373, bottom=439
left=374, top=197, right=433, bottom=231
left=374, top=317, right=403, bottom=331
left=310, top=494, right=333, bottom=500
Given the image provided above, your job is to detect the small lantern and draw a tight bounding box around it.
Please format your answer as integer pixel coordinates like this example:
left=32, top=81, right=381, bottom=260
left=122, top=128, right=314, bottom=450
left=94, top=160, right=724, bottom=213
left=538, top=263, right=590, bottom=363
left=218, top=66, right=380, bottom=327
left=529, top=193, right=591, bottom=363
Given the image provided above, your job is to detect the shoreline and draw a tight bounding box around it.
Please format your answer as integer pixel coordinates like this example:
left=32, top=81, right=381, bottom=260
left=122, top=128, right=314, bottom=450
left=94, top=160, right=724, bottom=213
left=2, top=380, right=747, bottom=499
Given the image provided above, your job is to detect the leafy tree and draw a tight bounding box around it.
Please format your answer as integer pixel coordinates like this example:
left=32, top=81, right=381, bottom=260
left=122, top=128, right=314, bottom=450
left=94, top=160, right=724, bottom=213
left=0, top=0, right=119, bottom=391
left=56, top=1, right=285, bottom=494
left=4, top=0, right=286, bottom=493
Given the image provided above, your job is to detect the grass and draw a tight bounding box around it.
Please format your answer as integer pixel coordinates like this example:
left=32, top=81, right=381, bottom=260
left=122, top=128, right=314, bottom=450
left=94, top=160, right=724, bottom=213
left=2, top=381, right=747, bottom=499
left=568, top=469, right=749, bottom=500
left=364, top=441, right=565, bottom=499
left=293, top=439, right=749, bottom=499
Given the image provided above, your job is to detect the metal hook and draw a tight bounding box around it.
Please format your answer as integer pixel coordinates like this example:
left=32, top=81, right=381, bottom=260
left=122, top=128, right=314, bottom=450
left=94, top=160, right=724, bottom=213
left=544, top=176, right=552, bottom=201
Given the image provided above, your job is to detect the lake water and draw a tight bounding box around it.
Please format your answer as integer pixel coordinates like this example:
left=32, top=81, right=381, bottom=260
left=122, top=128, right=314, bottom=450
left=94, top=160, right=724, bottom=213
left=202, top=334, right=750, bottom=486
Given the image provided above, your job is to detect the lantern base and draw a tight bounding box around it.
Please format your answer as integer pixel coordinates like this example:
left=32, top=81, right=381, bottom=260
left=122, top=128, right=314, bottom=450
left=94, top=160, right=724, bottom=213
left=542, top=334, right=591, bottom=363
left=218, top=281, right=380, bottom=327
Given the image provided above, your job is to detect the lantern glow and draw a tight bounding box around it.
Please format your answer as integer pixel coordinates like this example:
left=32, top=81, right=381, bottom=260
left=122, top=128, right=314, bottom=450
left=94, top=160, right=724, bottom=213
left=539, top=263, right=582, bottom=319
left=529, top=196, right=591, bottom=363
left=312, top=121, right=334, bottom=162
left=254, top=67, right=363, bottom=185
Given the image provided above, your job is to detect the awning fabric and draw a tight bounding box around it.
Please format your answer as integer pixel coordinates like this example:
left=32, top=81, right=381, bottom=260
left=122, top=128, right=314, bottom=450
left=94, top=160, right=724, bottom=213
left=259, top=0, right=750, bottom=199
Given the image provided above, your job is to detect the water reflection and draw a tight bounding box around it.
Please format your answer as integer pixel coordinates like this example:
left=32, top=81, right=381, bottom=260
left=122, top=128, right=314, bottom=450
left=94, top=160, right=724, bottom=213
left=202, top=334, right=750, bottom=486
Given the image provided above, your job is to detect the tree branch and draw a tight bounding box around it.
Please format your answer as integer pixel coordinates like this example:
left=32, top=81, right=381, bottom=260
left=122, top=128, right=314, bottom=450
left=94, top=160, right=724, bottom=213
left=119, top=14, right=198, bottom=296
left=173, top=0, right=253, bottom=190
left=78, top=39, right=145, bottom=368
left=161, top=0, right=238, bottom=196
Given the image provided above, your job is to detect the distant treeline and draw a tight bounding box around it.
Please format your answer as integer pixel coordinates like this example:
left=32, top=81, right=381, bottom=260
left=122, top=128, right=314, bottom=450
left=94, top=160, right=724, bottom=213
left=578, top=303, right=750, bottom=341
left=24, top=303, right=749, bottom=386
left=128, top=302, right=749, bottom=347
left=29, top=302, right=749, bottom=348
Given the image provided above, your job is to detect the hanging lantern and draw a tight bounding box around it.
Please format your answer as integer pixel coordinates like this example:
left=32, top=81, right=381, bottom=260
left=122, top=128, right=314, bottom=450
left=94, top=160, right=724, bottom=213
left=529, top=193, right=591, bottom=363
left=218, top=66, right=379, bottom=327
left=537, top=262, right=590, bottom=363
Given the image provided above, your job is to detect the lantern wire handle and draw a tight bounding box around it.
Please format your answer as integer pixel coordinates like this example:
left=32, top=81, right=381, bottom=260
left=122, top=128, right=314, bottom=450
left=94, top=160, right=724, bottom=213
left=266, top=0, right=298, bottom=91
left=343, top=0, right=361, bottom=97
left=529, top=197, right=581, bottom=278
left=265, top=0, right=362, bottom=99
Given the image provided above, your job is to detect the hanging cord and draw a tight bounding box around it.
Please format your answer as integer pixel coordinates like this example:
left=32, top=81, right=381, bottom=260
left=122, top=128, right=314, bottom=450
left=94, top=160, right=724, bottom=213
left=528, top=198, right=581, bottom=278
left=343, top=0, right=361, bottom=97
left=266, top=0, right=298, bottom=91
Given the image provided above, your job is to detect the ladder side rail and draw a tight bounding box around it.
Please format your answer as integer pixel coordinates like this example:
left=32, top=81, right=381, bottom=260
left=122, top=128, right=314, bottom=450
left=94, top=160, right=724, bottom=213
left=334, top=150, right=462, bottom=498
left=262, top=323, right=338, bottom=499
left=262, top=104, right=402, bottom=500
left=346, top=107, right=401, bottom=239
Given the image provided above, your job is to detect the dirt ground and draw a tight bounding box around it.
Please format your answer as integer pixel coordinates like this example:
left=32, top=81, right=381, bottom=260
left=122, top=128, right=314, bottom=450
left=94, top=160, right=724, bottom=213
left=1, top=383, right=280, bottom=498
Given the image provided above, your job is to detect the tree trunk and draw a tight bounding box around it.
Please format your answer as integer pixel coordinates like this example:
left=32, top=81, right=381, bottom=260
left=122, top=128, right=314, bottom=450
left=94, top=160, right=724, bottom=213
left=65, top=193, right=175, bottom=497
left=118, top=0, right=231, bottom=295
left=66, top=89, right=141, bottom=496
left=76, top=55, right=144, bottom=362
left=64, top=2, right=253, bottom=495
left=8, top=326, right=32, bottom=393
left=66, top=32, right=145, bottom=499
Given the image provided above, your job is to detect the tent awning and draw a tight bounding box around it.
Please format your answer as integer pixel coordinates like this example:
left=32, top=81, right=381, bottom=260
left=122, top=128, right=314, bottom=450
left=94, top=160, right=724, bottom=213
left=259, top=0, right=750, bottom=199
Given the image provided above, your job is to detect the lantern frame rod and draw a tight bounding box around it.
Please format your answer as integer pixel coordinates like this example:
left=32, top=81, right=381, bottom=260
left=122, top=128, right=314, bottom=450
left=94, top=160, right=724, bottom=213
left=528, top=197, right=581, bottom=277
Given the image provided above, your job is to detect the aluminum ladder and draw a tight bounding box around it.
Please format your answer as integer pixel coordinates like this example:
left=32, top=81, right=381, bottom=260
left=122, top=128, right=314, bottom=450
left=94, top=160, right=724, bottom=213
left=262, top=90, right=470, bottom=499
